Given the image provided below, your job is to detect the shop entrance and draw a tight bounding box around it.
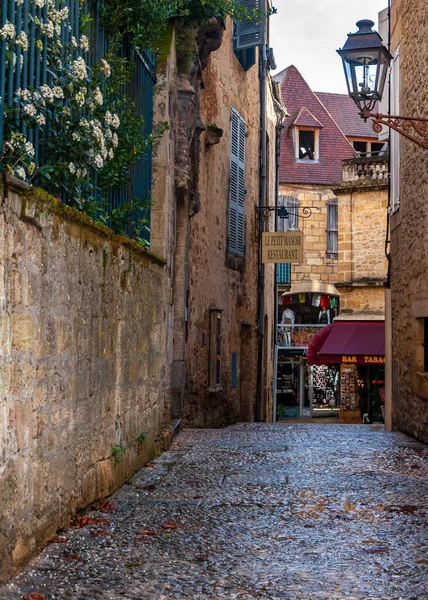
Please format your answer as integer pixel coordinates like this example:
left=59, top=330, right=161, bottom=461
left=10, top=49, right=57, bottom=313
left=310, top=364, right=339, bottom=416
left=274, top=347, right=340, bottom=421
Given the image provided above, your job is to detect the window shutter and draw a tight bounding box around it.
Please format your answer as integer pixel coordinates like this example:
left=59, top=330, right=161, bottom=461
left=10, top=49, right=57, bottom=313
left=276, top=263, right=291, bottom=285
left=278, top=196, right=298, bottom=232
left=234, top=0, right=265, bottom=50
left=326, top=199, right=338, bottom=259
left=229, top=108, right=246, bottom=256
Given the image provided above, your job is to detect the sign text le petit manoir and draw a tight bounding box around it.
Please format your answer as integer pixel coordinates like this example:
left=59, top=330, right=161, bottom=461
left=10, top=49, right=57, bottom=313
left=261, top=232, right=303, bottom=264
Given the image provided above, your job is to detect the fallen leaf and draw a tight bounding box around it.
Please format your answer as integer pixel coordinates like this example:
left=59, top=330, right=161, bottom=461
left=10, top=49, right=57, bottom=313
left=21, top=595, right=46, bottom=600
left=63, top=552, right=80, bottom=561
left=162, top=521, right=177, bottom=530
left=145, top=463, right=155, bottom=468
left=100, top=501, right=115, bottom=513
left=48, top=535, right=69, bottom=544
left=87, top=517, right=110, bottom=525
left=136, top=529, right=157, bottom=536
left=77, top=515, right=90, bottom=527
left=90, top=529, right=109, bottom=537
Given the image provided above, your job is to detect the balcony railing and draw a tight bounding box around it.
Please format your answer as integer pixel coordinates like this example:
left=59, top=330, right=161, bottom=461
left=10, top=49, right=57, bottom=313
left=342, top=154, right=389, bottom=183
left=277, top=324, right=325, bottom=348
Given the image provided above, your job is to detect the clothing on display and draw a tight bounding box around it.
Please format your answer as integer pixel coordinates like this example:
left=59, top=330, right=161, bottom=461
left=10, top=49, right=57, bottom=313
left=320, top=295, right=331, bottom=308
left=312, top=294, right=321, bottom=307
left=281, top=308, right=295, bottom=325
left=318, top=307, right=330, bottom=324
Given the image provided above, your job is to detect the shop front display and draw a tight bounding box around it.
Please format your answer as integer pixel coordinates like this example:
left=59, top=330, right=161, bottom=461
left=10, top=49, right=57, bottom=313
left=311, top=364, right=339, bottom=413
left=307, top=320, right=385, bottom=423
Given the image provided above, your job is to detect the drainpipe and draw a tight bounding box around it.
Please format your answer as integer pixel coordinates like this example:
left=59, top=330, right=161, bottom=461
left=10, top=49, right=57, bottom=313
left=384, top=0, right=392, bottom=431
left=255, top=41, right=267, bottom=422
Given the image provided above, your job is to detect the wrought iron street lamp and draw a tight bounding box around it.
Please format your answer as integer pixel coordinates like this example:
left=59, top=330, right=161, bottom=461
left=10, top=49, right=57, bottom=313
left=337, top=20, right=428, bottom=149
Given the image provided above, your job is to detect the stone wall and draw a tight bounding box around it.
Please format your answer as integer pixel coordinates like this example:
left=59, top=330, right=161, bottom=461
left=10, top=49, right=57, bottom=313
left=334, top=183, right=388, bottom=316
left=389, top=0, right=428, bottom=443
left=0, top=177, right=172, bottom=581
left=181, top=20, right=279, bottom=426
left=279, top=184, right=339, bottom=287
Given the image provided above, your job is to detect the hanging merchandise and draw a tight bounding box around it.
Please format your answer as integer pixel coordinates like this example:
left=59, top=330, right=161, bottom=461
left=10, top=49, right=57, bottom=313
left=283, top=295, right=292, bottom=305
left=299, top=293, right=306, bottom=304
left=306, top=293, right=312, bottom=304
left=312, top=294, right=321, bottom=307
left=318, top=307, right=330, bottom=324
left=292, top=295, right=300, bottom=304
left=330, top=296, right=338, bottom=308
left=320, top=295, right=331, bottom=308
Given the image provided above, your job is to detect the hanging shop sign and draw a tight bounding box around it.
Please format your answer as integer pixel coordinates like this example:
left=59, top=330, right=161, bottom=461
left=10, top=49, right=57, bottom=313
left=262, top=232, right=303, bottom=264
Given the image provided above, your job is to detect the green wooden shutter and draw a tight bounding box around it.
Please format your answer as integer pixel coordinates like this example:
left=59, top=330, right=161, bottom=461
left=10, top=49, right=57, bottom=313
left=229, top=108, right=246, bottom=256
left=234, top=0, right=265, bottom=50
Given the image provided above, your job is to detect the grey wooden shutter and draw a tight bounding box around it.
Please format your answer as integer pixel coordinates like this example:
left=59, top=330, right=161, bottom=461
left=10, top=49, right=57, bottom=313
left=229, top=107, right=246, bottom=256
left=326, top=199, right=338, bottom=258
left=278, top=196, right=298, bottom=232
left=234, top=0, right=265, bottom=50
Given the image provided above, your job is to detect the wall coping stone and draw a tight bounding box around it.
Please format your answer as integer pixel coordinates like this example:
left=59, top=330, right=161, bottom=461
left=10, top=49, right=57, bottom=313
left=3, top=173, right=167, bottom=267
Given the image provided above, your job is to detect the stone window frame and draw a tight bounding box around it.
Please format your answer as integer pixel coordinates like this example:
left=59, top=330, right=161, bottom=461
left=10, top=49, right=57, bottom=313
left=293, top=126, right=320, bottom=162
left=209, top=308, right=223, bottom=392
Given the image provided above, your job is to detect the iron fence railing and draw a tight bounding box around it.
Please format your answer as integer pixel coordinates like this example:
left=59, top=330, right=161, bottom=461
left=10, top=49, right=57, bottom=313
left=0, top=0, right=155, bottom=245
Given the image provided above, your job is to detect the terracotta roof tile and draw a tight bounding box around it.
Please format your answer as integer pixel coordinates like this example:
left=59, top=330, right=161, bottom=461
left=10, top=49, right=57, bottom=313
left=278, top=66, right=356, bottom=186
left=315, top=92, right=379, bottom=138
left=292, top=107, right=324, bottom=129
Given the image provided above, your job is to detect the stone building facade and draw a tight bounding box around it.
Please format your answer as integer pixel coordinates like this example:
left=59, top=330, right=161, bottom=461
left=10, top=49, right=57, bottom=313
left=275, top=66, right=388, bottom=318
left=273, top=65, right=388, bottom=422
left=155, top=13, right=285, bottom=428
left=388, top=0, right=428, bottom=443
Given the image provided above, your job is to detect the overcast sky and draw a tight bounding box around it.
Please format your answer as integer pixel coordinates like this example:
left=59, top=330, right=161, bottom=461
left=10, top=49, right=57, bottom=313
left=270, top=0, right=388, bottom=94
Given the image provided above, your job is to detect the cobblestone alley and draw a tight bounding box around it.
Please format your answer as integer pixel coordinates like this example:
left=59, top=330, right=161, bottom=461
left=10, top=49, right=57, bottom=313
left=1, top=423, right=427, bottom=600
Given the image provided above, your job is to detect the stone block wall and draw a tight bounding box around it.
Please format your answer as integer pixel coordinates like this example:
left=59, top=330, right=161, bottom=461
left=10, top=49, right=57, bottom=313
left=336, top=185, right=388, bottom=286
left=389, top=0, right=428, bottom=443
left=279, top=185, right=339, bottom=286
left=182, top=21, right=262, bottom=427
left=0, top=177, right=172, bottom=581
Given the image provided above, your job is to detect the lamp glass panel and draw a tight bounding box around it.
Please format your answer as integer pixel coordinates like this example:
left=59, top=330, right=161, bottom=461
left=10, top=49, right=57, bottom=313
left=353, top=62, right=378, bottom=96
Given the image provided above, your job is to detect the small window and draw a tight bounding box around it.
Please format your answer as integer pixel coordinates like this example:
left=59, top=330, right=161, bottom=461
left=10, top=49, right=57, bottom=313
left=294, top=127, right=319, bottom=161
left=231, top=353, right=237, bottom=388
left=299, top=130, right=315, bottom=160
left=371, top=142, right=384, bottom=156
left=326, top=199, right=338, bottom=259
left=209, top=309, right=222, bottom=391
left=353, top=141, right=367, bottom=156
left=424, top=318, right=428, bottom=372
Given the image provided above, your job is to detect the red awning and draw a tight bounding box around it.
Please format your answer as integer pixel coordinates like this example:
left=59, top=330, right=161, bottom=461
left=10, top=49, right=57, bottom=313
left=318, top=321, right=385, bottom=366
left=307, top=324, right=334, bottom=366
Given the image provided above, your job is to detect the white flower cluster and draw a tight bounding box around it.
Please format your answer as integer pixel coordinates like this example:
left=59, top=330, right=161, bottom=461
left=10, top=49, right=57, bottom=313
left=40, top=84, right=54, bottom=102
left=94, top=87, right=103, bottom=106
left=16, top=32, right=29, bottom=51
left=100, top=59, right=111, bottom=78
left=0, top=21, right=16, bottom=40
left=80, top=35, right=89, bottom=52
left=71, top=57, right=88, bottom=80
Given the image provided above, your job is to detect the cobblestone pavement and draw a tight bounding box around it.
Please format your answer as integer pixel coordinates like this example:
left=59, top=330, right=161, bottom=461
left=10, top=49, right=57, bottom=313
left=1, top=423, right=428, bottom=600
